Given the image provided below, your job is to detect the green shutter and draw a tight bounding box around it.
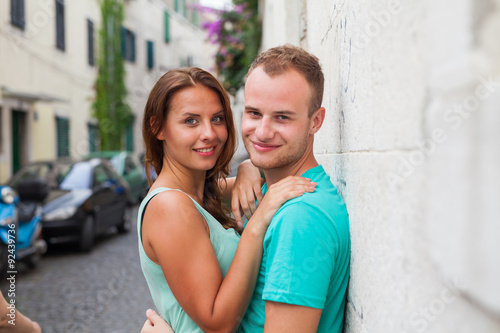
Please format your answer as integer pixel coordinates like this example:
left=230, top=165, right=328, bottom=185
left=131, top=31, right=136, bottom=62
left=147, top=40, right=154, bottom=69
left=121, top=26, right=126, bottom=58
left=56, top=117, right=69, bottom=158
left=175, top=0, right=179, bottom=13
left=88, top=123, right=98, bottom=153
left=164, top=11, right=170, bottom=43
left=192, top=9, right=199, bottom=27
left=11, top=111, right=21, bottom=174
left=126, top=120, right=134, bottom=152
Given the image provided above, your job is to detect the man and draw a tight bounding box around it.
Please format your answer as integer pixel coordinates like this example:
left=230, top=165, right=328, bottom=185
left=143, top=44, right=350, bottom=333
left=236, top=44, right=350, bottom=333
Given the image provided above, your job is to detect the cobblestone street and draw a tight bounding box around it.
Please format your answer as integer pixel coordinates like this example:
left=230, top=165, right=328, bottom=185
left=1, top=206, right=156, bottom=333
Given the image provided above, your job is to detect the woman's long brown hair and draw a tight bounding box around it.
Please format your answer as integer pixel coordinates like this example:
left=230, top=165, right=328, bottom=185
left=142, top=67, right=238, bottom=231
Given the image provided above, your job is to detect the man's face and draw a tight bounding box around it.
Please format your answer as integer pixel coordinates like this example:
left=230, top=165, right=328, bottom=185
left=242, top=66, right=314, bottom=171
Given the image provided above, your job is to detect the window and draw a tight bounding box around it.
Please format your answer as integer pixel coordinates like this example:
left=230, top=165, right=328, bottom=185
left=88, top=123, right=98, bottom=153
left=175, top=0, right=186, bottom=17
left=191, top=9, right=199, bottom=27
left=124, top=157, right=136, bottom=175
left=10, top=0, right=25, bottom=30
left=56, top=116, right=69, bottom=157
left=56, top=0, right=65, bottom=51
left=126, top=119, right=134, bottom=152
left=121, top=27, right=136, bottom=62
left=87, top=19, right=95, bottom=66
left=93, top=165, right=109, bottom=187
left=164, top=11, right=170, bottom=43
left=146, top=40, right=154, bottom=70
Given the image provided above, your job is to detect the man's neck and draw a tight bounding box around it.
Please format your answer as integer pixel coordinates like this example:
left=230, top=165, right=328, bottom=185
left=263, top=154, right=319, bottom=187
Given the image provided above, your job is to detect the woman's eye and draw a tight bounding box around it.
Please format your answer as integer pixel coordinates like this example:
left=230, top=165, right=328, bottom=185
left=212, top=115, right=224, bottom=123
left=185, top=118, right=198, bottom=125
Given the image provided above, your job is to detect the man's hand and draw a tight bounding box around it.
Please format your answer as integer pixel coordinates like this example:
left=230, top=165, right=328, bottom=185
left=141, top=309, right=174, bottom=333
left=231, top=160, right=264, bottom=226
left=263, top=301, right=321, bottom=333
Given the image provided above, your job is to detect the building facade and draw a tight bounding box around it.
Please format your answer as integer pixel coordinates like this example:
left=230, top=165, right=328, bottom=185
left=0, top=0, right=216, bottom=182
left=259, top=0, right=500, bottom=332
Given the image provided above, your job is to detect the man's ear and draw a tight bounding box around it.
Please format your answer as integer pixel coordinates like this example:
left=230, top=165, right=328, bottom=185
left=150, top=116, right=165, bottom=140
left=309, top=107, right=325, bottom=135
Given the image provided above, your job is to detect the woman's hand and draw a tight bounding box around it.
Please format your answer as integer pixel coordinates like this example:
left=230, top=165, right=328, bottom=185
left=231, top=160, right=265, bottom=225
left=246, top=176, right=316, bottom=235
left=141, top=309, right=174, bottom=333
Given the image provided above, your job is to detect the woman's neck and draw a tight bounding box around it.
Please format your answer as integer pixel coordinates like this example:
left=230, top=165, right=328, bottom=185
left=153, top=161, right=206, bottom=205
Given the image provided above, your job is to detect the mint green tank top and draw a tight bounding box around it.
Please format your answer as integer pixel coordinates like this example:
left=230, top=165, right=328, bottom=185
left=137, top=187, right=240, bottom=332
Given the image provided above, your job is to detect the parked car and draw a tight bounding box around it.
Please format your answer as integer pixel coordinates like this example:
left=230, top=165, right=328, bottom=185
left=7, top=158, right=132, bottom=252
left=86, top=151, right=148, bottom=204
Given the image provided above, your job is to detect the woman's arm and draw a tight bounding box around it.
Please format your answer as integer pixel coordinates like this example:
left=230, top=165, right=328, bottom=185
left=142, top=177, right=315, bottom=333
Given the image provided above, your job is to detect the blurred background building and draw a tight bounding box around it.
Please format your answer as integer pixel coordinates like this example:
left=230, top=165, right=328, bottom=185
left=0, top=0, right=216, bottom=182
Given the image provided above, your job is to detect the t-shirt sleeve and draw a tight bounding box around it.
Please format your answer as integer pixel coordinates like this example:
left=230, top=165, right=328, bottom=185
left=262, top=201, right=338, bottom=309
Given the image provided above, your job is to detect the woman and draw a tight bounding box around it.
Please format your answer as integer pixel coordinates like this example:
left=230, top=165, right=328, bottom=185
left=139, top=67, right=316, bottom=332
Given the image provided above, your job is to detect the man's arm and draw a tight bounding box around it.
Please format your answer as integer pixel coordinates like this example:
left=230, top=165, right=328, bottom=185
left=264, top=301, right=321, bottom=333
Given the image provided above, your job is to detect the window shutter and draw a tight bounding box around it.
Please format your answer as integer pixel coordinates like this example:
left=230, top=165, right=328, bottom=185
left=164, top=11, right=170, bottom=43
left=56, top=0, right=65, bottom=51
left=87, top=19, right=95, bottom=66
left=11, top=0, right=25, bottom=30
left=121, top=26, right=127, bottom=58
left=131, top=31, right=136, bottom=62
left=147, top=40, right=154, bottom=69
left=56, top=117, right=70, bottom=158
left=126, top=121, right=134, bottom=152
left=88, top=123, right=98, bottom=152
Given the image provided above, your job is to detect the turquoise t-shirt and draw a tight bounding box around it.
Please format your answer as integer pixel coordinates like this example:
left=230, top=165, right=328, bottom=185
left=238, top=165, right=350, bottom=333
left=137, top=187, right=240, bottom=333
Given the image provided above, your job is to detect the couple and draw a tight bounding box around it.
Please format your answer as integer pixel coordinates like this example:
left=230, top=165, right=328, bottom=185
left=138, top=45, right=350, bottom=333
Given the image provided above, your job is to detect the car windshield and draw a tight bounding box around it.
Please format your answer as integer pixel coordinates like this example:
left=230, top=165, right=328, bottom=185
left=59, top=162, right=92, bottom=190
left=109, top=155, right=122, bottom=173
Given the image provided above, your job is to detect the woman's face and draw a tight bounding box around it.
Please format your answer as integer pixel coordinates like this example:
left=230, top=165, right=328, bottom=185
left=157, top=85, right=228, bottom=173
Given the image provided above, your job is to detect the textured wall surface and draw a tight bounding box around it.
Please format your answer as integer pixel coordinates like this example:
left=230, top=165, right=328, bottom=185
left=260, top=0, right=500, bottom=331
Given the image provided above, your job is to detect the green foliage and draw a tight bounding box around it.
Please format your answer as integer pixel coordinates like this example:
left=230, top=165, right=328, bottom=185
left=93, top=0, right=132, bottom=151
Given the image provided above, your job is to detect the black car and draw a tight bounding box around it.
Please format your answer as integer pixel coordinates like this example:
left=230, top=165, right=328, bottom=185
left=8, top=158, right=132, bottom=252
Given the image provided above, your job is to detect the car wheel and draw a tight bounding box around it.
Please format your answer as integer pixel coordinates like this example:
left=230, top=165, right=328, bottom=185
left=0, top=244, right=8, bottom=280
left=117, top=205, right=132, bottom=234
left=79, top=215, right=95, bottom=252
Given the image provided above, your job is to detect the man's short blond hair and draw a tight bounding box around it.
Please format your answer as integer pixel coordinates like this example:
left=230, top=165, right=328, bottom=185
left=247, top=44, right=324, bottom=117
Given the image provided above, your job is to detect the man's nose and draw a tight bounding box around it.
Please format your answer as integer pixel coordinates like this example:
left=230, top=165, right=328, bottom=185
left=254, top=117, right=274, bottom=141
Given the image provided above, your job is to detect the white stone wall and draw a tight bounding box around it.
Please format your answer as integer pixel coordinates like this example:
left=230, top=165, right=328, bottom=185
left=260, top=0, right=500, bottom=331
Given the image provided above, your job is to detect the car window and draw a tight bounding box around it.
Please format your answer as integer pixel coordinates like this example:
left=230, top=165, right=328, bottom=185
left=93, top=165, right=109, bottom=187
left=103, top=164, right=119, bottom=181
left=109, top=155, right=121, bottom=173
left=8, top=164, right=50, bottom=187
left=60, top=162, right=92, bottom=190
left=125, top=157, right=137, bottom=174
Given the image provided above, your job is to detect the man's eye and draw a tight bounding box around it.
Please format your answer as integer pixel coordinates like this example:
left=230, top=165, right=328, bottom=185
left=277, top=115, right=289, bottom=120
left=248, top=111, right=261, bottom=117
